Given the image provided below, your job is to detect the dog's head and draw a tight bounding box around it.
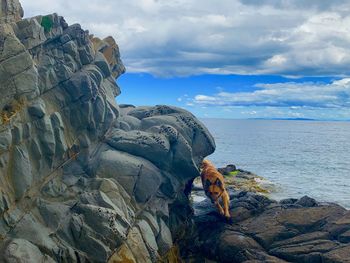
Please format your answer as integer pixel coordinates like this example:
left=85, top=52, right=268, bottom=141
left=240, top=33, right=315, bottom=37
left=204, top=178, right=223, bottom=202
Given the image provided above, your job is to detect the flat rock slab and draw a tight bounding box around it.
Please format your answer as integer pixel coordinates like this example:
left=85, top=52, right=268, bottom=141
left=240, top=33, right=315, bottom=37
left=184, top=192, right=350, bottom=263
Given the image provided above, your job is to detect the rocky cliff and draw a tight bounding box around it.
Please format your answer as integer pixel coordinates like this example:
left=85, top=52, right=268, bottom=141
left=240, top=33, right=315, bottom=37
left=1, top=1, right=350, bottom=263
left=0, top=1, right=215, bottom=262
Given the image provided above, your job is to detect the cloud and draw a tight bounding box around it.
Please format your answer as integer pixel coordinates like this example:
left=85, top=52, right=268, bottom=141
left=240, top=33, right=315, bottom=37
left=192, top=78, right=350, bottom=108
left=20, top=0, right=350, bottom=77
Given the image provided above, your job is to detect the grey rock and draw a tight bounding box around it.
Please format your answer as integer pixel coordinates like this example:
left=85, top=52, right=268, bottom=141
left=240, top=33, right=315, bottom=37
left=79, top=45, right=94, bottom=65
left=140, top=211, right=160, bottom=236
left=35, top=116, right=56, bottom=165
left=0, top=191, right=10, bottom=214
left=0, top=129, right=12, bottom=153
left=295, top=195, right=318, bottom=207
left=137, top=220, right=159, bottom=261
left=11, top=145, right=33, bottom=200
left=9, top=214, right=58, bottom=255
left=68, top=213, right=111, bottom=263
left=0, top=239, right=55, bottom=263
left=218, top=164, right=237, bottom=175
left=156, top=218, right=173, bottom=256
left=94, top=51, right=111, bottom=77
left=50, top=112, right=67, bottom=158
left=119, top=115, right=141, bottom=130
left=11, top=124, right=23, bottom=145
left=59, top=33, right=71, bottom=44
left=28, top=98, right=46, bottom=118
left=1, top=50, right=33, bottom=82
left=3, top=207, right=22, bottom=228
left=95, top=149, right=139, bottom=194
left=28, top=138, right=42, bottom=170
left=98, top=178, right=135, bottom=222
left=184, top=190, right=349, bottom=263
left=118, top=120, right=131, bottom=131
left=133, top=162, right=162, bottom=203
left=76, top=200, right=129, bottom=238
left=41, top=177, right=68, bottom=198
left=0, top=29, right=25, bottom=62
left=0, top=0, right=23, bottom=23
left=13, top=18, right=46, bottom=49
left=63, top=71, right=97, bottom=102
left=126, top=227, right=152, bottom=263
left=106, top=129, right=170, bottom=167
left=38, top=199, right=70, bottom=230
left=62, top=40, right=78, bottom=57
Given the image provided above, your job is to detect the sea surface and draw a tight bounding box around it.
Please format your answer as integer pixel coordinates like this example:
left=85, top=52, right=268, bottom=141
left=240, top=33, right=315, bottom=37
left=201, top=119, right=350, bottom=209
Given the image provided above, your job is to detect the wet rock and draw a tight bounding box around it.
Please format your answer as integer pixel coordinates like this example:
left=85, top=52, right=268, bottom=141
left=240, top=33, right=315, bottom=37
left=218, top=164, right=237, bottom=175
left=183, top=193, right=350, bottom=263
left=295, top=195, right=318, bottom=207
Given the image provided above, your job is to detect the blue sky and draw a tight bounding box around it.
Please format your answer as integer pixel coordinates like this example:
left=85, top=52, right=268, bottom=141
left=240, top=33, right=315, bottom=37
left=21, top=0, right=350, bottom=120
left=117, top=73, right=350, bottom=120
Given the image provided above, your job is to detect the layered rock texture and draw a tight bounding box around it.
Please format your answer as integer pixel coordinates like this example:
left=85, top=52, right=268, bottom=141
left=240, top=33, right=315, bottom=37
left=1, top=1, right=350, bottom=263
left=187, top=192, right=350, bottom=263
left=0, top=1, right=215, bottom=262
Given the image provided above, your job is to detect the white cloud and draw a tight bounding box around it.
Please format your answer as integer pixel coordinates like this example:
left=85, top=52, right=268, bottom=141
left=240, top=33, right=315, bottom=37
left=20, top=0, right=350, bottom=77
left=192, top=78, right=350, bottom=108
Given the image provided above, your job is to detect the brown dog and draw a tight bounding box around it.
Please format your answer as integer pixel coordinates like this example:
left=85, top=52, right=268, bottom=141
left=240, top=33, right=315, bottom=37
left=200, top=160, right=230, bottom=218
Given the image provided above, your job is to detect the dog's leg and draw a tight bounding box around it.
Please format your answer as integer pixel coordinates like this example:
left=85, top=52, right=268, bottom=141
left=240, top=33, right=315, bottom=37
left=222, top=191, right=231, bottom=218
left=215, top=201, right=225, bottom=216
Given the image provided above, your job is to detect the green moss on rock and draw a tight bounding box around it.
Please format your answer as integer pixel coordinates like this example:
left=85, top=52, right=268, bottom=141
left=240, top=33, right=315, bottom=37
left=41, top=15, right=53, bottom=33
left=228, top=170, right=239, bottom=176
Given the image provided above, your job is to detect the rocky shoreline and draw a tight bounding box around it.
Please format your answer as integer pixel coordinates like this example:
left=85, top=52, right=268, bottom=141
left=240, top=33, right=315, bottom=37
left=186, top=166, right=350, bottom=262
left=0, top=1, right=349, bottom=262
left=184, top=192, right=350, bottom=262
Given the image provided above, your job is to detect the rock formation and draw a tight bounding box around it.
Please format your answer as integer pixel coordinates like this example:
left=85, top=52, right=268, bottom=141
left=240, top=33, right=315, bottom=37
left=1, top=1, right=349, bottom=263
left=187, top=192, right=350, bottom=262
left=0, top=0, right=215, bottom=261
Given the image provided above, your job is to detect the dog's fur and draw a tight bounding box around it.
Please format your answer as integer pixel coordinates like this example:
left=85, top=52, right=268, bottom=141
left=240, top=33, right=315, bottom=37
left=200, top=160, right=230, bottom=218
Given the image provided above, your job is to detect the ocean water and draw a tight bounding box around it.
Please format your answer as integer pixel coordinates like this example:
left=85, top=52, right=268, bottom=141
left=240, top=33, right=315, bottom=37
left=201, top=119, right=350, bottom=209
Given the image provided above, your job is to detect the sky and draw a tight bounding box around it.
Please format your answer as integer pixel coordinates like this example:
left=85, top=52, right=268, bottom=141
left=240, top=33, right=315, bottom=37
left=21, top=0, right=350, bottom=120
